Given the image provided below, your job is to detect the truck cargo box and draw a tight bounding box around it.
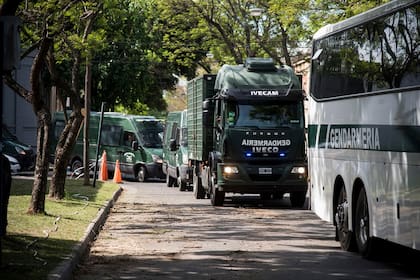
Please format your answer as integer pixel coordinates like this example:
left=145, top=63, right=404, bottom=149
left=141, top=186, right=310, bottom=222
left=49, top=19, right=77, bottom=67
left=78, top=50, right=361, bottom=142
left=187, top=74, right=216, bottom=161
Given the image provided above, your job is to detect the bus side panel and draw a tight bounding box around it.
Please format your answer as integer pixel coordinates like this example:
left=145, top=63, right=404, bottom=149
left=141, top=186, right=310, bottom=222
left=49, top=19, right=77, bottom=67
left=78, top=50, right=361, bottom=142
left=308, top=92, right=420, bottom=250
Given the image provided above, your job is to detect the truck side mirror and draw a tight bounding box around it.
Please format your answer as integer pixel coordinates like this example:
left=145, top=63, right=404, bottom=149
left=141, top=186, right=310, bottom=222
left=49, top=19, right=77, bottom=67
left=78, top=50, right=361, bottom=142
left=202, top=99, right=215, bottom=127
left=132, top=141, right=139, bottom=151
left=169, top=138, right=178, bottom=151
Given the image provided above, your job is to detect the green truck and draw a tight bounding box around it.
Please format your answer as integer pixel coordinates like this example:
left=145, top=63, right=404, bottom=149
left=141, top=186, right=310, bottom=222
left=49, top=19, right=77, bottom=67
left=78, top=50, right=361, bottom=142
left=187, top=58, right=308, bottom=206
left=52, top=111, right=165, bottom=181
left=162, top=109, right=192, bottom=191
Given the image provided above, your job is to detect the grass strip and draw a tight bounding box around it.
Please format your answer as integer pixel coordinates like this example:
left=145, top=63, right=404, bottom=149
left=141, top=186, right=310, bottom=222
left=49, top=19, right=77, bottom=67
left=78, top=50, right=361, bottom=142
left=0, top=178, right=120, bottom=280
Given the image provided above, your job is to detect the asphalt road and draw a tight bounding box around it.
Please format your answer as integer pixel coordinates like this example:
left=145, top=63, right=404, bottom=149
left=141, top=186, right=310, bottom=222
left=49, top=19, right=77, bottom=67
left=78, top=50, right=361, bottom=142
left=74, top=180, right=420, bottom=280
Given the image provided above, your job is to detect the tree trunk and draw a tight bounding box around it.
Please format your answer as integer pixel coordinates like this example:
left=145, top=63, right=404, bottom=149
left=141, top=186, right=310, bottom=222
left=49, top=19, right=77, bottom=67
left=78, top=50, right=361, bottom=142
left=26, top=36, right=52, bottom=214
left=49, top=111, right=83, bottom=199
left=27, top=110, right=51, bottom=214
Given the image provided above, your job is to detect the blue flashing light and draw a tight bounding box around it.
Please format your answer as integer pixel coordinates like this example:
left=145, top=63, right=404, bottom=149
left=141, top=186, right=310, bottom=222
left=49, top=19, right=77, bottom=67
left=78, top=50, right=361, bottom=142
left=245, top=152, right=252, bottom=157
left=279, top=152, right=286, bottom=157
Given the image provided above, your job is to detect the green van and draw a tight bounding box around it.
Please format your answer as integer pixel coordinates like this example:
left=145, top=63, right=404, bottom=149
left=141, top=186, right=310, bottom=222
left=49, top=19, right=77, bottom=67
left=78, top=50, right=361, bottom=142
left=162, top=110, right=192, bottom=190
left=52, top=111, right=165, bottom=182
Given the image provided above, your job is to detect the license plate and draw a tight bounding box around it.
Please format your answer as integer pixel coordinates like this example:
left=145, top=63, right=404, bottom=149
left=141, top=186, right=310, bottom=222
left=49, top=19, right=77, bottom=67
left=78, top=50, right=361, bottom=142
left=259, top=167, right=272, bottom=175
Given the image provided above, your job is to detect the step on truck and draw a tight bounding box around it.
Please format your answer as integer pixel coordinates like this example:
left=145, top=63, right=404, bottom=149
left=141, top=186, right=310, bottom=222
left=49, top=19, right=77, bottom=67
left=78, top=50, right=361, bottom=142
left=187, top=58, right=308, bottom=206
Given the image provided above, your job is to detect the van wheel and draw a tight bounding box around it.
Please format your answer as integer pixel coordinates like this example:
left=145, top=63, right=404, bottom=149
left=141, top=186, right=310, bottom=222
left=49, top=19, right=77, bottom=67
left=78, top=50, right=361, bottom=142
left=177, top=177, right=187, bottom=191
left=137, top=166, right=146, bottom=182
left=71, top=159, right=83, bottom=172
left=166, top=172, right=175, bottom=187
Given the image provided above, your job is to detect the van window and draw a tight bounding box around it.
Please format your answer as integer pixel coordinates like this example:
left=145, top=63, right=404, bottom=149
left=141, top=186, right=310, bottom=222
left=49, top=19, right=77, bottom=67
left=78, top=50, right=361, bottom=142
left=101, top=125, right=122, bottom=146
left=123, top=131, right=136, bottom=147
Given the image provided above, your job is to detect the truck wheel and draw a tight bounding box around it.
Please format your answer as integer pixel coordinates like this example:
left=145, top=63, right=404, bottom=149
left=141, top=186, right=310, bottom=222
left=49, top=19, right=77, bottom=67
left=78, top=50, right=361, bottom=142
left=137, top=166, right=147, bottom=182
left=193, top=173, right=205, bottom=199
left=290, top=191, right=306, bottom=208
left=166, top=172, right=175, bottom=187
left=210, top=176, right=224, bottom=206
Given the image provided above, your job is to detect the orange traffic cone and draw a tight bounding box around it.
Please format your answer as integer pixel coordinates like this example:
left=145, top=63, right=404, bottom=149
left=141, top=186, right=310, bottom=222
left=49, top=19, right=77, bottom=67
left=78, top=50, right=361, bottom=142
left=99, top=150, right=108, bottom=181
left=113, top=160, right=122, bottom=183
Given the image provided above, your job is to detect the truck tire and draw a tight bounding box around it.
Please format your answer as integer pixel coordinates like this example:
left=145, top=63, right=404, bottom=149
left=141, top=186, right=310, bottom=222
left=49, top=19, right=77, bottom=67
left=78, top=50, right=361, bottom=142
left=290, top=191, right=306, bottom=208
left=193, top=172, right=205, bottom=199
left=210, top=175, right=224, bottom=206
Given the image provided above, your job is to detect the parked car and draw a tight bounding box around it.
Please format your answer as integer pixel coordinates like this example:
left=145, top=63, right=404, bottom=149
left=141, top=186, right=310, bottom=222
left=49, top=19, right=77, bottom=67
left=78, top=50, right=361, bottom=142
left=1, top=124, right=35, bottom=171
left=3, top=154, right=21, bottom=174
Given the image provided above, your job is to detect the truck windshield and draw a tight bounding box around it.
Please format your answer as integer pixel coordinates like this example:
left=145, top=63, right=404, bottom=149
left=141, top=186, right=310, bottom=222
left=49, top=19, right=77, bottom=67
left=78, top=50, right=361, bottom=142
left=227, top=102, right=303, bottom=129
left=135, top=120, right=163, bottom=148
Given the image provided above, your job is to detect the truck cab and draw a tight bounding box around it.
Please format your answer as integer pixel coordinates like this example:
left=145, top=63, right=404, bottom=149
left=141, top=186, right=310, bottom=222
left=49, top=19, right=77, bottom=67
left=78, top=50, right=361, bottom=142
left=188, top=58, right=308, bottom=206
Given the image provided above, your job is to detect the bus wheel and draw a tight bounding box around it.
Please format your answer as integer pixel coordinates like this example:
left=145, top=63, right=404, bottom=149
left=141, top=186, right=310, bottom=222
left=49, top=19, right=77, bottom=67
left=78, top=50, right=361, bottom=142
left=290, top=191, right=306, bottom=208
left=137, top=166, right=147, bottom=182
left=210, top=175, right=224, bottom=206
left=355, top=188, right=374, bottom=258
left=335, top=186, right=356, bottom=251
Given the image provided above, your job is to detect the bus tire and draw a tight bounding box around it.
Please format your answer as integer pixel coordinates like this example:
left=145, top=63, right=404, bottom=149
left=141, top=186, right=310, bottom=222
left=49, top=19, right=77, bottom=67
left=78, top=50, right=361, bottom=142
left=335, top=186, right=357, bottom=251
left=355, top=188, right=375, bottom=258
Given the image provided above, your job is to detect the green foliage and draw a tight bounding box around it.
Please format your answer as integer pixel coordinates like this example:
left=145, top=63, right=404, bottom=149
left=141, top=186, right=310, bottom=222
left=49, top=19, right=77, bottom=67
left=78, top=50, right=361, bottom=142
left=91, top=0, right=170, bottom=112
left=14, top=0, right=390, bottom=113
left=114, top=102, right=150, bottom=116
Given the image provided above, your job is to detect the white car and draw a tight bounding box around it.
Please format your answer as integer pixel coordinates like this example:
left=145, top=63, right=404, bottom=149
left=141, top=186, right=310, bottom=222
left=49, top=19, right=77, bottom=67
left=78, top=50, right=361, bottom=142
left=4, top=154, right=21, bottom=174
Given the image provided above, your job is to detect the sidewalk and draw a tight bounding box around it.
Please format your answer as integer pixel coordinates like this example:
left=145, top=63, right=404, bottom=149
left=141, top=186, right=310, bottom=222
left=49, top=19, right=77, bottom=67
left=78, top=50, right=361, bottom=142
left=44, top=183, right=123, bottom=280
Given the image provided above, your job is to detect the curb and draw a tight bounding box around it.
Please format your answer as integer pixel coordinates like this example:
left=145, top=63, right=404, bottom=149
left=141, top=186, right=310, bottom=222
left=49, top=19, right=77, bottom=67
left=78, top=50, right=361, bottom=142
left=47, top=186, right=123, bottom=280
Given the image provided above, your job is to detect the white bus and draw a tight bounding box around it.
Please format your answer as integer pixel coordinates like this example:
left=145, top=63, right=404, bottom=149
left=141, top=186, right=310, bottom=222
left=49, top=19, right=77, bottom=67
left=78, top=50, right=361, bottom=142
left=308, top=0, right=420, bottom=257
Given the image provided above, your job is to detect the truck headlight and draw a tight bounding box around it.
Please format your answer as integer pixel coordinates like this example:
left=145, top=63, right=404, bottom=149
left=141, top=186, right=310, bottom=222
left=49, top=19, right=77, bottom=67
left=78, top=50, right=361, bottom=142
left=152, top=154, right=163, bottom=164
left=223, top=166, right=239, bottom=174
left=291, top=166, right=306, bottom=174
